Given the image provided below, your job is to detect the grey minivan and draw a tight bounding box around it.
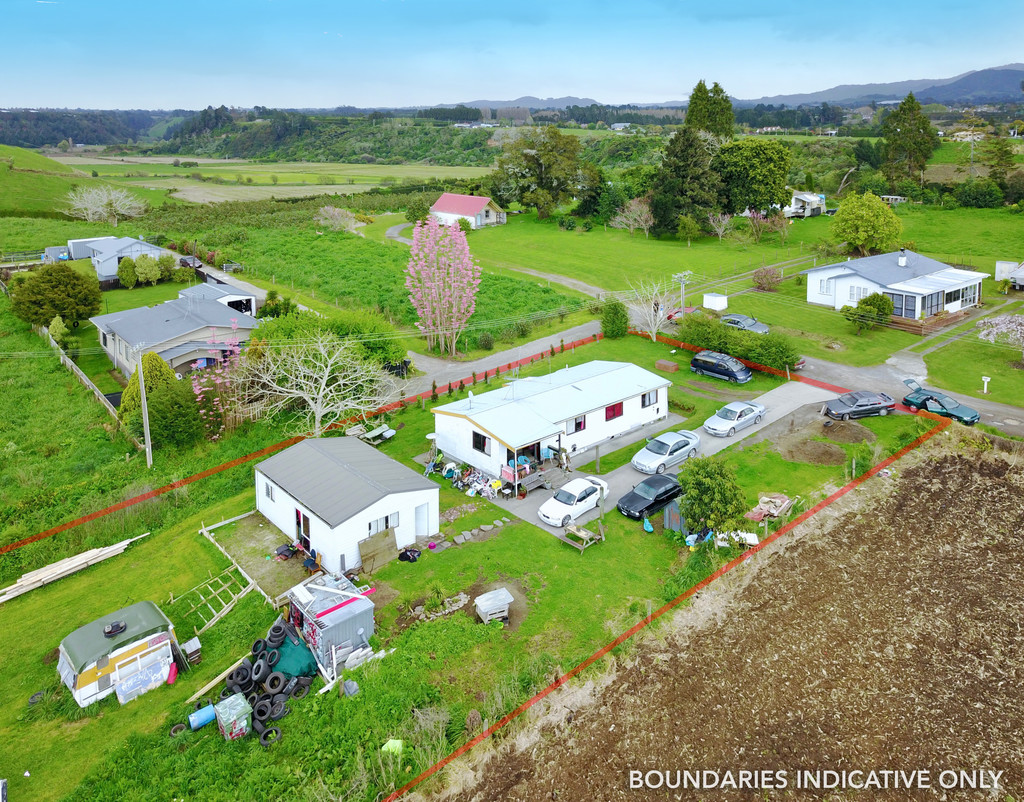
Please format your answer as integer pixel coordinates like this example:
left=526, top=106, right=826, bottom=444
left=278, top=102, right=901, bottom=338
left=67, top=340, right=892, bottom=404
left=689, top=350, right=752, bottom=383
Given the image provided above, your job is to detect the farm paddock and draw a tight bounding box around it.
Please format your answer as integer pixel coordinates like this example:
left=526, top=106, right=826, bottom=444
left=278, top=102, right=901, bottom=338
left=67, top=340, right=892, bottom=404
left=426, top=435, right=1024, bottom=801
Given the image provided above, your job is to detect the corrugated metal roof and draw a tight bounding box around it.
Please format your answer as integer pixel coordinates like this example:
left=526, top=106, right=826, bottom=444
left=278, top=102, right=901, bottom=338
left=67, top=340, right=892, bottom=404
left=888, top=267, right=984, bottom=295
left=89, top=298, right=259, bottom=349
left=256, top=438, right=437, bottom=528
left=432, top=361, right=670, bottom=448
left=60, top=601, right=173, bottom=674
left=178, top=283, right=251, bottom=302
left=430, top=193, right=499, bottom=216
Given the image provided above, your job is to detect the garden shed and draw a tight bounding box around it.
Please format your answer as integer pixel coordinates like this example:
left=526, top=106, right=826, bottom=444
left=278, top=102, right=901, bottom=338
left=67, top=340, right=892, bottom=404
left=56, top=601, right=178, bottom=708
left=285, top=574, right=375, bottom=679
left=430, top=193, right=506, bottom=229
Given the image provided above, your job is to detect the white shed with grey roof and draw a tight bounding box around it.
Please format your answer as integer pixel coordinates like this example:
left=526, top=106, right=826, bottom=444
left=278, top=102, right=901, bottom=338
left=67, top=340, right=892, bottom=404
left=255, top=438, right=439, bottom=575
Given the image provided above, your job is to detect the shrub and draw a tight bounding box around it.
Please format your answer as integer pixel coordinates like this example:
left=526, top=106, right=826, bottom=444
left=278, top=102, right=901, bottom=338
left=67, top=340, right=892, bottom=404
left=752, top=266, right=782, bottom=292
left=457, top=218, right=471, bottom=234
left=513, top=318, right=532, bottom=338
left=117, top=256, right=138, bottom=289
left=477, top=331, right=494, bottom=350
left=954, top=178, right=1003, bottom=209
left=601, top=300, right=629, bottom=339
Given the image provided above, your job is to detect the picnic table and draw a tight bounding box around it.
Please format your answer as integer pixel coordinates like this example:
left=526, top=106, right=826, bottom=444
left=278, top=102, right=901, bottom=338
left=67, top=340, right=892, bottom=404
left=360, top=424, right=396, bottom=446
left=556, top=524, right=604, bottom=554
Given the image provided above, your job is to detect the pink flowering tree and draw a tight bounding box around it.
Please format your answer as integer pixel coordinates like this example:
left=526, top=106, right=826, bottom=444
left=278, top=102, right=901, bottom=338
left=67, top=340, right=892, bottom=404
left=405, top=216, right=481, bottom=357
left=977, top=314, right=1024, bottom=362
left=191, top=321, right=243, bottom=440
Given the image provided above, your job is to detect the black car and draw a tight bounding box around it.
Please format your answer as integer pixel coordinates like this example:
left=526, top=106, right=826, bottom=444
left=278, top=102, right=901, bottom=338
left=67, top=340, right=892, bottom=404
left=179, top=255, right=202, bottom=269
left=823, top=390, right=896, bottom=421
left=616, top=474, right=682, bottom=520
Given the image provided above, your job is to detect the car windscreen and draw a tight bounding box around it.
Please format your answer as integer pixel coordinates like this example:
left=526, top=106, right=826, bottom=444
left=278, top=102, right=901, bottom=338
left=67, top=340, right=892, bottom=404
left=723, top=358, right=745, bottom=371
left=716, top=407, right=739, bottom=421
left=633, top=483, right=658, bottom=500
left=837, top=393, right=858, bottom=406
left=553, top=488, right=577, bottom=504
left=645, top=440, right=671, bottom=455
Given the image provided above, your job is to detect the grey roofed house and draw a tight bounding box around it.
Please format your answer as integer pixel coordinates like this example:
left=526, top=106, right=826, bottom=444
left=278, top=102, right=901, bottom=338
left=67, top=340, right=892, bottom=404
left=256, top=438, right=436, bottom=529
left=88, top=236, right=167, bottom=281
left=60, top=601, right=172, bottom=675
left=177, top=282, right=258, bottom=316
left=90, top=296, right=259, bottom=378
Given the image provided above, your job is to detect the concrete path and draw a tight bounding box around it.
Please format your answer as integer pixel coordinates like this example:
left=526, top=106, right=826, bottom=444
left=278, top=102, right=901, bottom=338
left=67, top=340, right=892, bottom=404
left=501, top=381, right=838, bottom=536
left=385, top=222, right=413, bottom=245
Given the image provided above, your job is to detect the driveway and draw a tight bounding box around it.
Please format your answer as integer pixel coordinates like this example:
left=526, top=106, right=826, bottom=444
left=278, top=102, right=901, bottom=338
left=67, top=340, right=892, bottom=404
left=507, top=381, right=838, bottom=536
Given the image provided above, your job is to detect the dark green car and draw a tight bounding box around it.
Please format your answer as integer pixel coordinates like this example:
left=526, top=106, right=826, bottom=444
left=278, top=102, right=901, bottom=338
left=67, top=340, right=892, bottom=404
left=901, top=379, right=980, bottom=425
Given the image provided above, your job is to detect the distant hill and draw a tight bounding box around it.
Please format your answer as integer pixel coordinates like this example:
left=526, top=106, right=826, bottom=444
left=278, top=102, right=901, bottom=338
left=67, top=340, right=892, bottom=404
left=736, top=65, right=1024, bottom=107
left=456, top=96, right=600, bottom=110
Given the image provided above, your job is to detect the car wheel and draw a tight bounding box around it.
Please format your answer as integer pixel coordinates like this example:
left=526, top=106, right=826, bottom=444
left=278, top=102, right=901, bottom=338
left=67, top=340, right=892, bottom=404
left=908, top=405, right=919, bottom=413
left=688, top=448, right=697, bottom=459
left=879, top=408, right=888, bottom=416
left=754, top=415, right=762, bottom=424
left=728, top=427, right=736, bottom=437
left=560, top=515, right=571, bottom=527
left=656, top=464, right=666, bottom=474
left=841, top=413, right=850, bottom=422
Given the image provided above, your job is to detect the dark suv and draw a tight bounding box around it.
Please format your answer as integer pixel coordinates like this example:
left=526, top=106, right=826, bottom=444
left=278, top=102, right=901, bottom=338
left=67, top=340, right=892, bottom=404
left=689, top=350, right=753, bottom=384
left=179, top=255, right=202, bottom=269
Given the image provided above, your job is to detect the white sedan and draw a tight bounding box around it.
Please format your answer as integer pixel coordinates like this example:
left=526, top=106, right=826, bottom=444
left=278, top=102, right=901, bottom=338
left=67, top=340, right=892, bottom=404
left=537, top=476, right=609, bottom=527
left=703, top=401, right=767, bottom=437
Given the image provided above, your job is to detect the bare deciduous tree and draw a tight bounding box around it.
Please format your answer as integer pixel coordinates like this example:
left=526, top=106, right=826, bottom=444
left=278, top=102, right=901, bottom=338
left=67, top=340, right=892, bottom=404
left=610, top=198, right=655, bottom=238
left=65, top=186, right=146, bottom=227
left=627, top=279, right=675, bottom=341
left=235, top=332, right=398, bottom=437
left=706, top=211, right=734, bottom=241
left=745, top=210, right=770, bottom=244
left=767, top=211, right=792, bottom=245
left=314, top=205, right=358, bottom=233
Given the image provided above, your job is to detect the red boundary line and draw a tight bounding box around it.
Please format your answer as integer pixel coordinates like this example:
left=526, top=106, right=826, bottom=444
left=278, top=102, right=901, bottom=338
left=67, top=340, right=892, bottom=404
left=381, top=406, right=951, bottom=801
left=1, top=334, right=604, bottom=558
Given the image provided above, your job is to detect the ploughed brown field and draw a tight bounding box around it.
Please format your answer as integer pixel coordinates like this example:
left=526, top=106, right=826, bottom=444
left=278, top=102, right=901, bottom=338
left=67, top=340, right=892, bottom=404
left=421, top=434, right=1024, bottom=802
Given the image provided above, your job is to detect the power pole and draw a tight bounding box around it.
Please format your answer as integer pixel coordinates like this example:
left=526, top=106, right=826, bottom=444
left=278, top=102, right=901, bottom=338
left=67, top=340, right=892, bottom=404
left=672, top=271, right=693, bottom=310
left=136, top=347, right=153, bottom=469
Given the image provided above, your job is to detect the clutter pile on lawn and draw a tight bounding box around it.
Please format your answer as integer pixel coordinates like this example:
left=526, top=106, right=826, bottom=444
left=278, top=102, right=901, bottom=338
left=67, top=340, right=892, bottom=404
left=743, top=493, right=796, bottom=522
left=178, top=617, right=316, bottom=747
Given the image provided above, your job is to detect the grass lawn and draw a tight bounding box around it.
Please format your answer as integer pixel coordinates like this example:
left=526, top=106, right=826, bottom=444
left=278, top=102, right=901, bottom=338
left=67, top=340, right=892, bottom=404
left=468, top=211, right=831, bottom=291
left=720, top=280, right=920, bottom=365
left=896, top=205, right=1023, bottom=272
left=0, top=492, right=276, bottom=802
left=907, top=298, right=1024, bottom=354
left=922, top=333, right=1024, bottom=406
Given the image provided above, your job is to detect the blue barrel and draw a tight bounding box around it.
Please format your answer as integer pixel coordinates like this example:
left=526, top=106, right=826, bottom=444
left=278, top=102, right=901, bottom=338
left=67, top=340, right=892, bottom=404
left=188, top=703, right=216, bottom=731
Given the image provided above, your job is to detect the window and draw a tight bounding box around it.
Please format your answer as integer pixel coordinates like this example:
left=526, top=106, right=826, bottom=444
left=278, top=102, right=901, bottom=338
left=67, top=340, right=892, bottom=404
left=884, top=292, right=906, bottom=317
left=472, top=431, right=490, bottom=454
left=101, top=332, right=108, bottom=348
left=819, top=278, right=833, bottom=295
left=264, top=482, right=274, bottom=502
left=962, top=283, right=978, bottom=306
left=944, top=288, right=962, bottom=304
left=605, top=402, right=623, bottom=421
left=848, top=285, right=871, bottom=302
left=922, top=291, right=942, bottom=317
left=641, top=390, right=657, bottom=408
left=369, top=512, right=399, bottom=535
left=566, top=415, right=586, bottom=434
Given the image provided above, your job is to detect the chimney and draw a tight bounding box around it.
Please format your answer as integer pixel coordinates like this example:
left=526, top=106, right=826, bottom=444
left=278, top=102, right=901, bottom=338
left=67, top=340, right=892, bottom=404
left=898, top=248, right=907, bottom=268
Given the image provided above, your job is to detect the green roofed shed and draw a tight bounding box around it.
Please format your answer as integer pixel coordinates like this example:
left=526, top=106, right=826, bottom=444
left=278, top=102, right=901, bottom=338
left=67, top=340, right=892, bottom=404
left=60, top=601, right=173, bottom=674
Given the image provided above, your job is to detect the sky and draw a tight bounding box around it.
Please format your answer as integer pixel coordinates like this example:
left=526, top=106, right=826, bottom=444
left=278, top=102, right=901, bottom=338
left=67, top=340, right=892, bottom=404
left=4, top=0, right=1024, bottom=110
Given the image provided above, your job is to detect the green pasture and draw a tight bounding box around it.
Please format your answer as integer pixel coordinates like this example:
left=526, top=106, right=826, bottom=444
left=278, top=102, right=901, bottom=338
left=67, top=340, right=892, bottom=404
left=0, top=144, right=75, bottom=173
left=923, top=330, right=1024, bottom=407
left=468, top=210, right=831, bottom=291
left=896, top=205, right=1022, bottom=271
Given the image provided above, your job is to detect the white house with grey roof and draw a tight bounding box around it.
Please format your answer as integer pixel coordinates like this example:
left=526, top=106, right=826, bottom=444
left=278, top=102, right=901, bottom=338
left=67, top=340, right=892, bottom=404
left=255, top=438, right=439, bottom=575
left=432, top=361, right=670, bottom=480
left=90, top=292, right=259, bottom=378
left=87, top=237, right=167, bottom=281
left=803, top=249, right=985, bottom=320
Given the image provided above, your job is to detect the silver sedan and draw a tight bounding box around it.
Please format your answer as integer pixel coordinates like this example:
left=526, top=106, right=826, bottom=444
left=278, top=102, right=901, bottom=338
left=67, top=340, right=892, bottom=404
left=703, top=401, right=767, bottom=437
left=631, top=430, right=701, bottom=474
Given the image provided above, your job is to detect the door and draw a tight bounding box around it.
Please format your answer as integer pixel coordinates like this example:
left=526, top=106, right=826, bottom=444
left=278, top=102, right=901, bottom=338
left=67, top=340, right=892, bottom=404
left=295, top=509, right=311, bottom=552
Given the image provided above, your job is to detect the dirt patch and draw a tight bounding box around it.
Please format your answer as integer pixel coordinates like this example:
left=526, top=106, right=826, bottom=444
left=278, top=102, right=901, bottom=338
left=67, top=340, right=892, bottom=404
left=769, top=418, right=874, bottom=465
left=461, top=578, right=529, bottom=632
left=426, top=437, right=1024, bottom=801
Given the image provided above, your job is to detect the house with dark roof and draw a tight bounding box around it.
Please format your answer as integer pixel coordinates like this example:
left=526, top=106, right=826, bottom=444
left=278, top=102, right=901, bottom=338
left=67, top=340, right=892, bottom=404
left=87, top=237, right=168, bottom=281
left=803, top=249, right=985, bottom=320
left=90, top=290, right=259, bottom=378
left=255, top=438, right=440, bottom=575
left=430, top=192, right=506, bottom=229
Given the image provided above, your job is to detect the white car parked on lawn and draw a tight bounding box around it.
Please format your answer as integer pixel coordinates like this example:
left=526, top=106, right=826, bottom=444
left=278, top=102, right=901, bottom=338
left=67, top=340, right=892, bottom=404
left=537, top=476, right=609, bottom=527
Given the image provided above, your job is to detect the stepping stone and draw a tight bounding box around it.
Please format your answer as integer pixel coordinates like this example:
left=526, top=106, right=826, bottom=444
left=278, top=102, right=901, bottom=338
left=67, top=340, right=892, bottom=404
left=494, top=520, right=504, bottom=527
left=454, top=534, right=466, bottom=545
left=435, top=541, right=452, bottom=552
left=480, top=524, right=494, bottom=532
left=461, top=530, right=473, bottom=538
left=501, top=516, right=510, bottom=522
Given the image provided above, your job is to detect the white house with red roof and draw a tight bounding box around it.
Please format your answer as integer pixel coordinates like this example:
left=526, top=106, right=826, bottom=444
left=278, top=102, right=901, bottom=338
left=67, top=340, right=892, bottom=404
left=430, top=193, right=506, bottom=230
